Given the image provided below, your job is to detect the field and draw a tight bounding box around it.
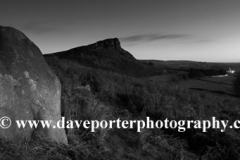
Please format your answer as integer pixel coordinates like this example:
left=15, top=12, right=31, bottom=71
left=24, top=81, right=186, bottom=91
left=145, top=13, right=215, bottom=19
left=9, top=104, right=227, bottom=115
left=180, top=79, right=234, bottom=95
left=141, top=60, right=239, bottom=98
left=144, top=74, right=236, bottom=97
left=201, top=75, right=235, bottom=85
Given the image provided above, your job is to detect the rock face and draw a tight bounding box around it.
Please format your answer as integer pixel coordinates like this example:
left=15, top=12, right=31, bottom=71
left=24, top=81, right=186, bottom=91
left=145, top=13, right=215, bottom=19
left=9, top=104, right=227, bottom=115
left=88, top=38, right=136, bottom=60
left=0, top=26, right=68, bottom=144
left=94, top=38, right=121, bottom=50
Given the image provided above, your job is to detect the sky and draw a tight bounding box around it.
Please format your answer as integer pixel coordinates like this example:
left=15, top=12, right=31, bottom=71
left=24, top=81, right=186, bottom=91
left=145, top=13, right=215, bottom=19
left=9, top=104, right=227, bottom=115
left=1, top=0, right=240, bottom=62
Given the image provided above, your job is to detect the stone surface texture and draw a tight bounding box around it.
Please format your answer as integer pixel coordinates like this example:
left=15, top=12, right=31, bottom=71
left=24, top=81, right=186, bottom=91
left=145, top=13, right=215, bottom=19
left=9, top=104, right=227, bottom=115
left=0, top=26, right=67, bottom=144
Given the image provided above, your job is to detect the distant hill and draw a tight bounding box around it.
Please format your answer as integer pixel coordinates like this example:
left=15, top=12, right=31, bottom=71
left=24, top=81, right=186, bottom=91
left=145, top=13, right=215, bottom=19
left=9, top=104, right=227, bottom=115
left=141, top=60, right=198, bottom=69
left=141, top=59, right=240, bottom=72
left=44, top=38, right=162, bottom=77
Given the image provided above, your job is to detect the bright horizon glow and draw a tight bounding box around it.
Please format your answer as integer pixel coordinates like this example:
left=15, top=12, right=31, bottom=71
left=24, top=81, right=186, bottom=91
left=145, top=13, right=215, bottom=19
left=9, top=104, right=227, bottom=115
left=1, top=0, right=240, bottom=62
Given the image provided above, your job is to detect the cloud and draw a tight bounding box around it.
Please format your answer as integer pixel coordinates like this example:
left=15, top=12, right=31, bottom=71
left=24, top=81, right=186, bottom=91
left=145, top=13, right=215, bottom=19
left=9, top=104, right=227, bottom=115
left=22, top=20, right=58, bottom=34
left=193, top=38, right=214, bottom=43
left=120, top=33, right=190, bottom=43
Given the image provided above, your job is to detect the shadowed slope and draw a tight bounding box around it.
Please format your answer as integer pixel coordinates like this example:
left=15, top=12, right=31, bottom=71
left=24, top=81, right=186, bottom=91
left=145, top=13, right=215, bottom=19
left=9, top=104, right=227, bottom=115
left=45, top=38, right=162, bottom=77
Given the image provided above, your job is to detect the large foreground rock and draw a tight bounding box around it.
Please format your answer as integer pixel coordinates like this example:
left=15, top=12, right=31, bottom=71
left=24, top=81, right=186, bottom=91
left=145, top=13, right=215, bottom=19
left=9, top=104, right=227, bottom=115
left=0, top=26, right=68, bottom=144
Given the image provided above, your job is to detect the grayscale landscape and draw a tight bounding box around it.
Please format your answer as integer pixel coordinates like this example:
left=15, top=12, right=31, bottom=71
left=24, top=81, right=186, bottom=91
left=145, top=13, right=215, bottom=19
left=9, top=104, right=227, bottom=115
left=1, top=1, right=240, bottom=160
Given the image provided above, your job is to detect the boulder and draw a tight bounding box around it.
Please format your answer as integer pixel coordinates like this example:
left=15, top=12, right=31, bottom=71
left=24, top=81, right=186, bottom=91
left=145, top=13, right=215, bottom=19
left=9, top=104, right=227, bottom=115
left=0, top=26, right=68, bottom=144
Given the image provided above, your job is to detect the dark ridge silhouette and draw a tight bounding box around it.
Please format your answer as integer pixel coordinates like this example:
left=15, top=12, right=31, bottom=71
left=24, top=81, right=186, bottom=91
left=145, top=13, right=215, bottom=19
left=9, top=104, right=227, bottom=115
left=44, top=38, right=162, bottom=77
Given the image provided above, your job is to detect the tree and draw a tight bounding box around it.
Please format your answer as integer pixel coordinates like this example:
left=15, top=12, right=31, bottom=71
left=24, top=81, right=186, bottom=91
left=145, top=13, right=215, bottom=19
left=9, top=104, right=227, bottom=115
left=148, top=62, right=154, bottom=67
left=188, top=69, right=204, bottom=79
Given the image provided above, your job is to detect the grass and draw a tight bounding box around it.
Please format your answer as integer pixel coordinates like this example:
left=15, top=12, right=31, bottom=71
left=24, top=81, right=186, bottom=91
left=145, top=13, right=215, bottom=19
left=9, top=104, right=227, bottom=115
left=1, top=56, right=240, bottom=159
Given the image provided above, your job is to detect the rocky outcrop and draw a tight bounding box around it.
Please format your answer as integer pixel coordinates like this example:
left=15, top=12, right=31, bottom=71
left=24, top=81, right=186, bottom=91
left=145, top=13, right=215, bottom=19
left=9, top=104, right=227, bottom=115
left=93, top=38, right=121, bottom=50
left=0, top=26, right=67, bottom=144
left=45, top=37, right=163, bottom=77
